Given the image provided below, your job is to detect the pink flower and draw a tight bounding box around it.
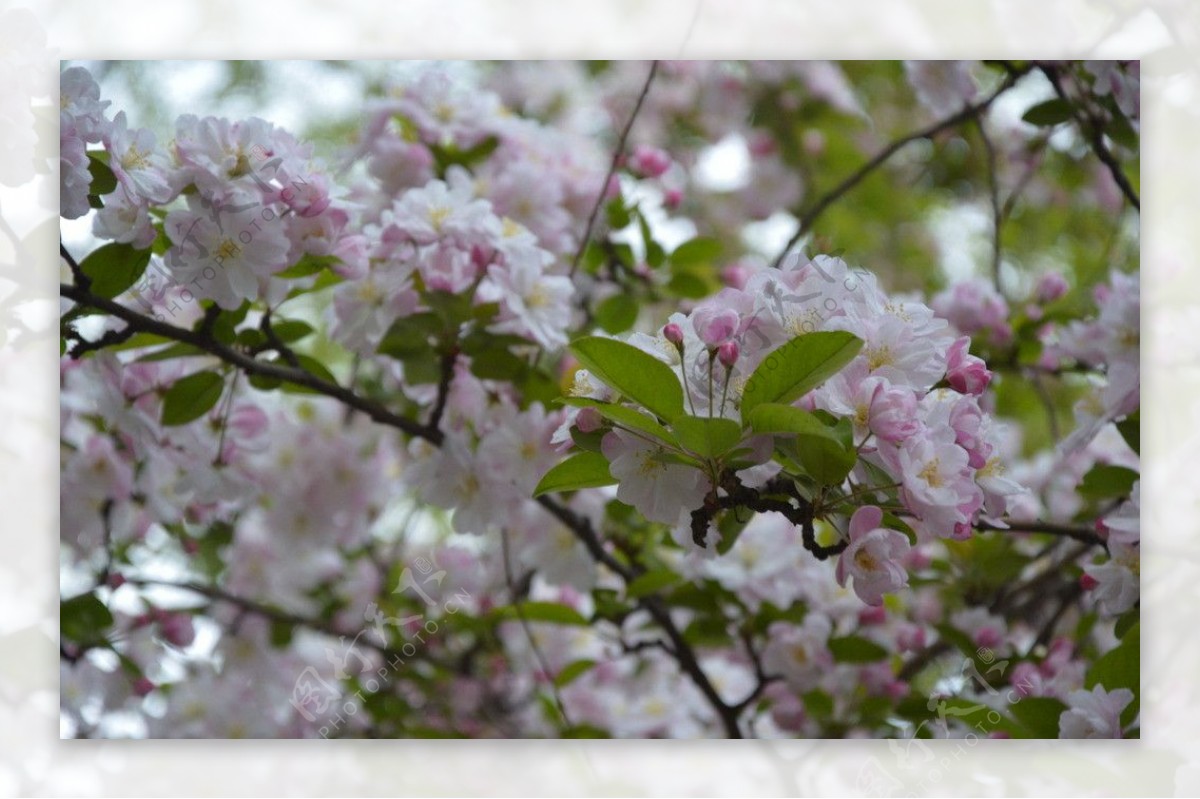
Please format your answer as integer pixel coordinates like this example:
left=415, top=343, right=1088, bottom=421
left=691, top=304, right=740, bottom=347
left=1059, top=685, right=1134, bottom=738
left=945, top=337, right=992, bottom=396
left=105, top=111, right=175, bottom=204
left=835, top=506, right=911, bottom=606
left=866, top=378, right=920, bottom=443
left=628, top=144, right=672, bottom=179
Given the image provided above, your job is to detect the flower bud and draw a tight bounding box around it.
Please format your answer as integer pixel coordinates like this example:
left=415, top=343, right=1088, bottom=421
left=1036, top=271, right=1069, bottom=303
left=132, top=677, right=155, bottom=697
left=717, top=340, right=739, bottom=368
left=946, top=337, right=992, bottom=396
left=663, top=323, right=684, bottom=348
left=629, top=144, right=671, bottom=178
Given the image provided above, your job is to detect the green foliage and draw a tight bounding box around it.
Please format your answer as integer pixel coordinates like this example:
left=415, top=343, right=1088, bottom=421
left=739, top=331, right=863, bottom=417
left=78, top=242, right=152, bottom=300
left=61, top=592, right=114, bottom=645
left=671, top=415, right=742, bottom=459
left=160, top=371, right=225, bottom=426
left=532, top=452, right=617, bottom=497
left=568, top=336, right=685, bottom=423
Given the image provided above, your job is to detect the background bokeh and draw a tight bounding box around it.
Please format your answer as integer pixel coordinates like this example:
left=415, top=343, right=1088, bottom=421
left=4, top=0, right=1198, bottom=794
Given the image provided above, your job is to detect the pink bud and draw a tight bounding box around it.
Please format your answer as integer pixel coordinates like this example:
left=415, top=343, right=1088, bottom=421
left=717, top=340, right=739, bottom=368
left=946, top=337, right=992, bottom=396
left=974, top=627, right=1003, bottom=649
left=629, top=144, right=672, bottom=179
left=663, top=323, right=684, bottom=347
left=182, top=537, right=200, bottom=555
left=1080, top=573, right=1099, bottom=591
left=132, top=677, right=155, bottom=697
left=1036, top=271, right=1069, bottom=303
left=159, top=612, right=196, bottom=648
left=858, top=605, right=887, bottom=626
left=106, top=572, right=126, bottom=589
left=663, top=188, right=684, bottom=211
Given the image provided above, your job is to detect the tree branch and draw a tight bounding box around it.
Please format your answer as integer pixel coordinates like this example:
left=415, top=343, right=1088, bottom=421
left=772, top=67, right=1031, bottom=269
left=1039, top=62, right=1140, bottom=211
left=569, top=60, right=659, bottom=278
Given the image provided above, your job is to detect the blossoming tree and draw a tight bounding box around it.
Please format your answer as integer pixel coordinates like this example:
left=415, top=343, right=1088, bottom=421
left=59, top=60, right=1140, bottom=740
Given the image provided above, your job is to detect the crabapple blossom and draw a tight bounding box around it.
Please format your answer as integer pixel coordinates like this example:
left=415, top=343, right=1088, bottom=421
left=601, top=428, right=711, bottom=526
left=1058, top=685, right=1134, bottom=739
left=835, top=506, right=911, bottom=606
left=59, top=61, right=1138, bottom=743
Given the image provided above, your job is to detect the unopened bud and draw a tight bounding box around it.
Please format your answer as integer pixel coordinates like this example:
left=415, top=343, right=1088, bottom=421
left=663, top=323, right=684, bottom=348
left=717, top=340, right=739, bottom=368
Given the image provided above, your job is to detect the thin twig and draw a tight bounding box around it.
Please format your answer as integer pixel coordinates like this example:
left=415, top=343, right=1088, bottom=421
left=975, top=116, right=1004, bottom=293
left=772, top=68, right=1031, bottom=269
left=1038, top=62, right=1139, bottom=211
left=568, top=60, right=659, bottom=277
left=500, top=527, right=574, bottom=730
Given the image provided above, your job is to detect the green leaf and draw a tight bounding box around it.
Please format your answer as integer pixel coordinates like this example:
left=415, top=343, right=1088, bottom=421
left=625, top=568, right=682, bottom=599
left=554, top=659, right=597, bottom=688
left=469, top=347, right=526, bottom=380
left=671, top=415, right=742, bottom=459
left=561, top=398, right=675, bottom=446
left=827, top=634, right=888, bottom=663
left=160, top=371, right=224, bottom=426
left=595, top=294, right=639, bottom=334
left=61, top=592, right=114, bottom=644
left=378, top=313, right=441, bottom=359
left=747, top=403, right=841, bottom=439
left=532, top=452, right=617, bottom=498
left=568, top=336, right=684, bottom=423
left=1022, top=98, right=1074, bottom=127
left=269, top=319, right=315, bottom=343
left=748, top=403, right=856, bottom=485
left=496, top=601, right=590, bottom=626
left=278, top=355, right=339, bottom=394
left=274, top=253, right=338, bottom=280
left=1079, top=464, right=1139, bottom=502
left=1008, top=696, right=1068, bottom=739
left=78, top=242, right=153, bottom=300
left=739, top=331, right=863, bottom=417
left=87, top=152, right=117, bottom=196
left=669, top=237, right=722, bottom=267
left=1086, top=623, right=1138, bottom=694
left=1114, top=606, right=1139, bottom=640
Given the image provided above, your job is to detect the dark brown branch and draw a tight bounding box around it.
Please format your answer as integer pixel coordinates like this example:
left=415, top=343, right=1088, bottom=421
left=60, top=281, right=440, bottom=445
left=63, top=263, right=751, bottom=738
left=691, top=476, right=847, bottom=561
left=1039, top=62, right=1140, bottom=211
left=426, top=348, right=457, bottom=433
left=772, top=67, right=1031, bottom=269
left=569, top=60, right=659, bottom=278
left=977, top=519, right=1105, bottom=548
left=260, top=308, right=302, bottom=370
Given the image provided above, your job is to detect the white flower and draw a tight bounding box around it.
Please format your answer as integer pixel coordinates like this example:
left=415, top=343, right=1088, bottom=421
left=600, top=428, right=710, bottom=525
left=1059, top=684, right=1134, bottom=738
